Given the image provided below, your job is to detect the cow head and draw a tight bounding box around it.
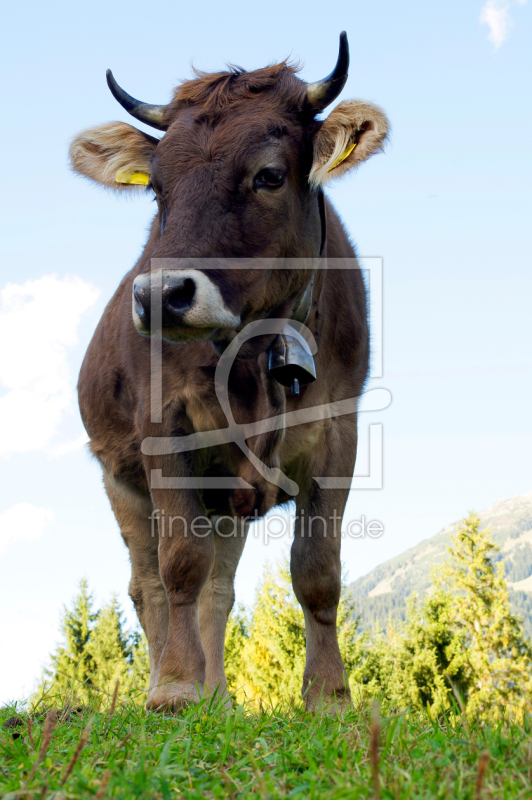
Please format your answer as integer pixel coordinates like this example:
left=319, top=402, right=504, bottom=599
left=70, top=33, right=388, bottom=344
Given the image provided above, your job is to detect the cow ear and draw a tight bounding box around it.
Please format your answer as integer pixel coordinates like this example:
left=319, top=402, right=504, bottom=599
left=69, top=122, right=159, bottom=190
left=309, top=100, right=389, bottom=187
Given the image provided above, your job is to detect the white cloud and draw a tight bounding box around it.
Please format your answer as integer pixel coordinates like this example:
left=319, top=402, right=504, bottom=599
left=0, top=502, right=55, bottom=555
left=480, top=0, right=512, bottom=49
left=0, top=275, right=99, bottom=456
left=480, top=0, right=528, bottom=49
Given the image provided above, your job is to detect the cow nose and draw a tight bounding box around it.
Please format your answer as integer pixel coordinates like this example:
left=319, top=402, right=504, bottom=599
left=132, top=281, right=150, bottom=328
left=132, top=273, right=198, bottom=331
left=163, top=277, right=196, bottom=319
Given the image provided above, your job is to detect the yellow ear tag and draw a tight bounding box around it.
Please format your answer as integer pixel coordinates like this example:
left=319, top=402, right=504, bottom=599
left=327, top=141, right=357, bottom=172
left=115, top=170, right=150, bottom=185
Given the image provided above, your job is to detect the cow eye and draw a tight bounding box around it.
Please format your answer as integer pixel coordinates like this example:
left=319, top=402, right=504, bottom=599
left=254, top=168, right=286, bottom=190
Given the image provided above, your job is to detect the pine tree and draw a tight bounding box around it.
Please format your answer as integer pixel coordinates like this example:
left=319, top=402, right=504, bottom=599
left=128, top=630, right=151, bottom=697
left=233, top=560, right=360, bottom=706
left=34, top=583, right=151, bottom=705
left=434, top=513, right=532, bottom=723
left=350, top=622, right=395, bottom=700
left=236, top=562, right=306, bottom=704
left=224, top=604, right=249, bottom=695
left=86, top=595, right=132, bottom=697
left=388, top=591, right=470, bottom=716
left=36, top=579, right=98, bottom=702
left=337, top=585, right=365, bottom=675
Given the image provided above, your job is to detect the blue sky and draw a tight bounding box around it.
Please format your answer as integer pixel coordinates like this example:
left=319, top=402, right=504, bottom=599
left=0, top=0, right=531, bottom=703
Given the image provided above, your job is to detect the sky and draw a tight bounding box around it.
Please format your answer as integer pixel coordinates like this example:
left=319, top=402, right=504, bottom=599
left=0, top=0, right=531, bottom=704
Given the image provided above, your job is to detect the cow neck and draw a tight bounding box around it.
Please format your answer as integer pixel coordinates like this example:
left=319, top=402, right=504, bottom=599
left=290, top=188, right=326, bottom=326
left=266, top=190, right=325, bottom=394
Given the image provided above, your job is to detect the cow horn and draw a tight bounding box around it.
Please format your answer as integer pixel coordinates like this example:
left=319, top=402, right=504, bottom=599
left=106, top=70, right=168, bottom=131
left=306, top=32, right=349, bottom=113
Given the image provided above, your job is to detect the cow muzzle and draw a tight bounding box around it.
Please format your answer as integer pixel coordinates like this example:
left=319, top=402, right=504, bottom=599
left=132, top=269, right=241, bottom=342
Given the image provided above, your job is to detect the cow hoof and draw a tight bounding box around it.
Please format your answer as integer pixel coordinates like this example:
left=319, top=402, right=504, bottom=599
left=146, top=682, right=203, bottom=712
left=305, top=689, right=352, bottom=715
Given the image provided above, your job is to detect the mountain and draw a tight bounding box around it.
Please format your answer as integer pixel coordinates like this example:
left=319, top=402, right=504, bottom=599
left=348, top=490, right=532, bottom=639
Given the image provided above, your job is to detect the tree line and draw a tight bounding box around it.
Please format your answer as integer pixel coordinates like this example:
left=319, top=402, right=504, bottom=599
left=34, top=514, right=532, bottom=724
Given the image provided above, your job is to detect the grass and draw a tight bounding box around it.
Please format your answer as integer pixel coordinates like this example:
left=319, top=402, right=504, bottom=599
left=1, top=691, right=531, bottom=799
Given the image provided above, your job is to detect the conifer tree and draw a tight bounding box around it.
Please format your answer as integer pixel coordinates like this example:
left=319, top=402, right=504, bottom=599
left=85, top=595, right=132, bottom=697
left=231, top=560, right=360, bottom=705
left=35, top=583, right=150, bottom=704
left=388, top=591, right=470, bottom=715
left=434, top=513, right=532, bottom=723
left=238, top=562, right=306, bottom=704
left=36, top=579, right=98, bottom=701
left=224, top=604, right=249, bottom=694
left=337, top=585, right=367, bottom=682
left=350, top=622, right=395, bottom=699
left=128, top=630, right=151, bottom=696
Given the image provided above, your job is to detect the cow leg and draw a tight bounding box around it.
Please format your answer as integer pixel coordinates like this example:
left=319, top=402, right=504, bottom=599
left=291, top=488, right=350, bottom=711
left=198, top=517, right=248, bottom=702
left=146, top=487, right=215, bottom=711
left=103, top=472, right=168, bottom=691
left=290, top=423, right=356, bottom=712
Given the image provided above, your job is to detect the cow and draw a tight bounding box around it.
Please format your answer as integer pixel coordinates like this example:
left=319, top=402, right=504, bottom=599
left=71, top=32, right=389, bottom=712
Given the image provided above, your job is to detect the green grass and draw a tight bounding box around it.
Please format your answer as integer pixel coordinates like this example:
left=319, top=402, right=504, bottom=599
left=1, top=694, right=531, bottom=799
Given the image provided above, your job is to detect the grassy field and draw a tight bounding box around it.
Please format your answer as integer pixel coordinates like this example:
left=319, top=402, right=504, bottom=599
left=1, top=693, right=531, bottom=799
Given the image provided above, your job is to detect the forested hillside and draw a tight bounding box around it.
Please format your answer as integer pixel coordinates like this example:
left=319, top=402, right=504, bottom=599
left=349, top=490, right=532, bottom=638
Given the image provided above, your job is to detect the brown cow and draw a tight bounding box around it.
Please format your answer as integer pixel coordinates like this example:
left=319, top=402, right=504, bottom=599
left=71, top=33, right=389, bottom=711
